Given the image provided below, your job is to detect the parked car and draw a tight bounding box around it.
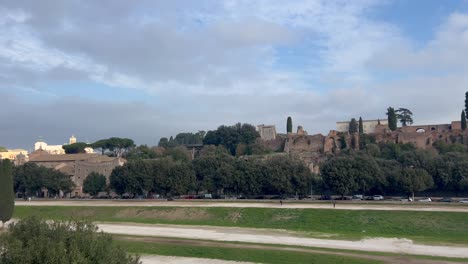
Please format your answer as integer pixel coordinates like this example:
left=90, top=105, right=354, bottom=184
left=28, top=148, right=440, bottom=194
left=373, top=195, right=384, bottom=201
left=418, top=197, right=432, bottom=202
left=319, top=195, right=332, bottom=200
left=352, top=195, right=364, bottom=200
left=400, top=197, right=413, bottom=202
left=436, top=197, right=453, bottom=203
left=459, top=198, right=468, bottom=204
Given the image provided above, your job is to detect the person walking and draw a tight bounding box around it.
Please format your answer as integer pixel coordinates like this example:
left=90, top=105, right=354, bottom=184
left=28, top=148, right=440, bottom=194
left=333, top=200, right=336, bottom=208
left=280, top=200, right=283, bottom=206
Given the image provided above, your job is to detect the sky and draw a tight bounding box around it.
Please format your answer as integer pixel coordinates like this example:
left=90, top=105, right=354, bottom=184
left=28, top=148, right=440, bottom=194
left=2, top=0, right=468, bottom=149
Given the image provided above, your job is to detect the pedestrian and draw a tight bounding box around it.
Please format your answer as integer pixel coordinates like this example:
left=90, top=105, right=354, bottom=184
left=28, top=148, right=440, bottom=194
left=280, top=200, right=283, bottom=206
left=333, top=200, right=336, bottom=208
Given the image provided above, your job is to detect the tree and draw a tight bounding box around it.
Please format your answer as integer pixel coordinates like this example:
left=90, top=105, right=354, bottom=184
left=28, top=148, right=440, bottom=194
left=462, top=110, right=467, bottom=131
left=465, top=91, right=468, bottom=117
left=399, top=167, right=433, bottom=201
left=349, top=118, right=358, bottom=133
left=396, top=108, right=414, bottom=127
left=202, top=123, right=260, bottom=155
left=0, top=159, right=14, bottom=227
left=386, top=107, right=397, bottom=131
left=358, top=117, right=364, bottom=134
left=83, top=172, right=107, bottom=197
left=321, top=157, right=356, bottom=198
left=0, top=217, right=140, bottom=264
left=287, top=116, right=293, bottom=133
left=62, top=142, right=89, bottom=154
left=0, top=146, right=7, bottom=152
left=92, top=138, right=134, bottom=157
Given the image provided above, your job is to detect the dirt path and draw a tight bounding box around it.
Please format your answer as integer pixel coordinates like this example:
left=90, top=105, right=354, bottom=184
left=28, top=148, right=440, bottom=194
left=140, top=255, right=256, bottom=264
left=97, top=223, right=468, bottom=259
left=15, top=200, right=468, bottom=212
left=126, top=237, right=465, bottom=264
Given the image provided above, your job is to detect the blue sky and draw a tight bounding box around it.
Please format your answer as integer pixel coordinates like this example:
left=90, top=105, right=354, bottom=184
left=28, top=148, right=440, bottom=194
left=1, top=0, right=468, bottom=149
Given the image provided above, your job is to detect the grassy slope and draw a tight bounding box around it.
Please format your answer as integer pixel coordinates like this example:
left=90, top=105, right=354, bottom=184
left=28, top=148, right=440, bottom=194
left=116, top=239, right=382, bottom=264
left=14, top=206, right=468, bottom=244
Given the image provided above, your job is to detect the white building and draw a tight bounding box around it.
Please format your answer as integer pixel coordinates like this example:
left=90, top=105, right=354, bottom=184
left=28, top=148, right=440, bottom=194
left=336, top=119, right=388, bottom=134
left=34, top=135, right=94, bottom=154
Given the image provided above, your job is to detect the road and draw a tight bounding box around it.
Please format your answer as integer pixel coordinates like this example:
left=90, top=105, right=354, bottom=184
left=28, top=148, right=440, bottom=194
left=98, top=223, right=468, bottom=258
left=15, top=200, right=468, bottom=212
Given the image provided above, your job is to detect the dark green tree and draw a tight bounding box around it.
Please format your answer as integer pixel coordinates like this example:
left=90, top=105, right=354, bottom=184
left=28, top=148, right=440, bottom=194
left=0, top=159, right=14, bottom=227
left=396, top=108, right=414, bottom=127
left=62, top=142, right=89, bottom=154
left=83, top=172, right=107, bottom=197
left=386, top=107, right=397, bottom=131
left=349, top=118, right=358, bottom=133
left=202, top=123, right=259, bottom=155
left=358, top=117, right=364, bottom=134
left=398, top=167, right=433, bottom=201
left=287, top=116, right=293, bottom=133
left=0, top=217, right=140, bottom=264
left=321, top=157, right=356, bottom=198
left=462, top=110, right=467, bottom=131
left=465, top=91, right=468, bottom=117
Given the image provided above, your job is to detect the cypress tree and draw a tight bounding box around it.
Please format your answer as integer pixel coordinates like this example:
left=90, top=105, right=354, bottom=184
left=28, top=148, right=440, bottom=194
left=387, top=107, right=397, bottom=131
left=465, top=91, right=468, bottom=117
left=349, top=118, right=358, bottom=133
left=358, top=117, right=364, bottom=134
left=286, top=116, right=292, bottom=133
left=462, top=110, right=467, bottom=131
left=0, top=159, right=14, bottom=227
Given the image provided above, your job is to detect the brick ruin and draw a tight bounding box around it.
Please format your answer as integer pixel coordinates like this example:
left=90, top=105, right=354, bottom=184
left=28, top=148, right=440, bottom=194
left=258, top=121, right=468, bottom=173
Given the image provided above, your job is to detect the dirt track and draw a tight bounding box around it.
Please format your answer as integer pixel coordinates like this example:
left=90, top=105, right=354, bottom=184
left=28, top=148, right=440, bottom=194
left=15, top=200, right=468, bottom=212
left=140, top=255, right=255, bottom=264
left=98, top=223, right=468, bottom=258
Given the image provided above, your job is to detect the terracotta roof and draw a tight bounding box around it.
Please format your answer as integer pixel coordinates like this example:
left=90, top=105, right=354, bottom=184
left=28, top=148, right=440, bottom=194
left=29, top=153, right=101, bottom=162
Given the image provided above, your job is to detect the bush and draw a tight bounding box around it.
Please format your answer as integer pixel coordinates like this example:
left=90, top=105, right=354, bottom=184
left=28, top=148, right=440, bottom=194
left=0, top=217, right=140, bottom=264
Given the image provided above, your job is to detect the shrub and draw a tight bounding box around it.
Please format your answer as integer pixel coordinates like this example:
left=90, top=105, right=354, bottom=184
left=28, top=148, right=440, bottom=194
left=0, top=217, right=140, bottom=264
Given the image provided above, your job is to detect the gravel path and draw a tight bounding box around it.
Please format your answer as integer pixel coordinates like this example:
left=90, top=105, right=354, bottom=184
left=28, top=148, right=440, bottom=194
left=98, top=223, right=468, bottom=258
left=140, top=255, right=256, bottom=264
left=15, top=200, right=468, bottom=212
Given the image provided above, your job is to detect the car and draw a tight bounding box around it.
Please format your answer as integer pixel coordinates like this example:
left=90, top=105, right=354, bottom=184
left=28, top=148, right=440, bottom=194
left=373, top=195, right=384, bottom=201
left=418, top=197, right=432, bottom=202
left=459, top=198, right=468, bottom=204
left=400, top=197, right=413, bottom=202
left=319, top=195, right=332, bottom=200
left=352, top=195, right=364, bottom=200
left=437, top=197, right=453, bottom=203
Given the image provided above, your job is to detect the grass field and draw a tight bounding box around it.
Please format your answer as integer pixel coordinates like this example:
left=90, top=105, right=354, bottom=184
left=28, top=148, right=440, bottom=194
left=116, top=239, right=382, bottom=264
left=14, top=206, right=468, bottom=245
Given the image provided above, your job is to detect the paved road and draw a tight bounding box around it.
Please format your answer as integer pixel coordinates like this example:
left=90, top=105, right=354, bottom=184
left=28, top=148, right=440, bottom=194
left=98, top=223, right=468, bottom=258
left=15, top=200, right=468, bottom=212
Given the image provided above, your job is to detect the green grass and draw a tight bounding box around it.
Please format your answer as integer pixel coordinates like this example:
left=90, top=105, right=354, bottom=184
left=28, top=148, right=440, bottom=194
left=14, top=206, right=468, bottom=245
left=115, top=239, right=382, bottom=264
left=115, top=235, right=468, bottom=263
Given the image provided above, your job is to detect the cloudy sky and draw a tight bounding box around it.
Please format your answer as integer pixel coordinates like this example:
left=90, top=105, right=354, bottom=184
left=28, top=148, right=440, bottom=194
left=2, top=0, right=468, bottom=149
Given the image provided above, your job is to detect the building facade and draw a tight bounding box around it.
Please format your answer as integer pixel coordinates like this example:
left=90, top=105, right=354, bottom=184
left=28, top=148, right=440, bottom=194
left=28, top=150, right=124, bottom=197
left=257, top=125, right=277, bottom=140
left=336, top=119, right=388, bottom=134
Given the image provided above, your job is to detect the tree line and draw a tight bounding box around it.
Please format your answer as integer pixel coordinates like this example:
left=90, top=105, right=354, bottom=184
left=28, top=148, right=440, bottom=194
left=62, top=137, right=134, bottom=156
left=320, top=137, right=468, bottom=198
left=109, top=146, right=312, bottom=198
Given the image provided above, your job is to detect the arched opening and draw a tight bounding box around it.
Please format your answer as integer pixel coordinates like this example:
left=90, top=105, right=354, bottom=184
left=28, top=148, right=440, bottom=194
left=416, top=128, right=425, bottom=133
left=431, top=127, right=436, bottom=131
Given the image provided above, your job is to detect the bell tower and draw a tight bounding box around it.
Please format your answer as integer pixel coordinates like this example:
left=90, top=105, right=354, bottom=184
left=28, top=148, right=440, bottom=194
left=69, top=135, right=77, bottom=144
